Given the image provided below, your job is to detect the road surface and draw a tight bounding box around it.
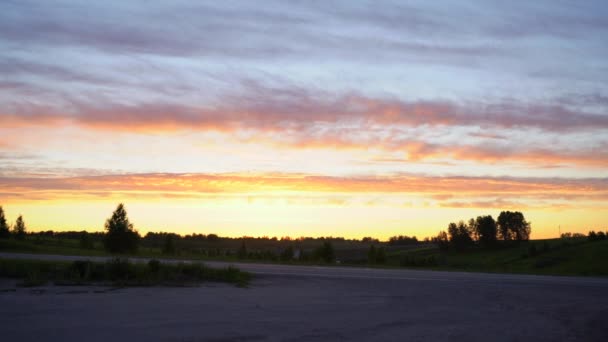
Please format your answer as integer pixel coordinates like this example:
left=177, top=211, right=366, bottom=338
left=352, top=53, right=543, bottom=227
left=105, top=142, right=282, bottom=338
left=1, top=252, right=607, bottom=341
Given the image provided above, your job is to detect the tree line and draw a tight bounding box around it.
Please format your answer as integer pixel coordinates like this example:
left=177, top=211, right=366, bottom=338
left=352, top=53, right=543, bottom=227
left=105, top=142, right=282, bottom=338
left=3, top=205, right=607, bottom=261
left=433, top=211, right=532, bottom=251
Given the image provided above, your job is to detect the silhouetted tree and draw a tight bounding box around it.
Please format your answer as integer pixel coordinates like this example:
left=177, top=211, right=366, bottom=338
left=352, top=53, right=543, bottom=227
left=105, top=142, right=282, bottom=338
left=473, top=215, right=498, bottom=248
left=447, top=221, right=473, bottom=251
left=588, top=230, right=598, bottom=241
left=0, top=206, right=9, bottom=239
left=103, top=203, right=139, bottom=253
left=361, top=236, right=379, bottom=243
left=497, top=211, right=531, bottom=241
left=434, top=231, right=449, bottom=251
left=13, top=215, right=26, bottom=240
left=388, top=235, right=418, bottom=245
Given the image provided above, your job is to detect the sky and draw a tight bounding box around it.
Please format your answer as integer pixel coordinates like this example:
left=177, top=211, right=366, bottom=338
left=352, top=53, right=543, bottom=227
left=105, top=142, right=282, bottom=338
left=1, top=0, right=607, bottom=239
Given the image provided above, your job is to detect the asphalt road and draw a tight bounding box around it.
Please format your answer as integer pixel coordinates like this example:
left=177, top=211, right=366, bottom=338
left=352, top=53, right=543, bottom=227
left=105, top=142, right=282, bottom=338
left=1, top=252, right=607, bottom=341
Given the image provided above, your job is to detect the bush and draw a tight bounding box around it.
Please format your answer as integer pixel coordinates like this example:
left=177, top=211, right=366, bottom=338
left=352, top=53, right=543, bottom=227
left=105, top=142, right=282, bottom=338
left=71, top=260, right=93, bottom=279
left=0, top=258, right=251, bottom=287
left=400, top=255, right=438, bottom=267
left=20, top=270, right=47, bottom=287
left=106, top=258, right=134, bottom=281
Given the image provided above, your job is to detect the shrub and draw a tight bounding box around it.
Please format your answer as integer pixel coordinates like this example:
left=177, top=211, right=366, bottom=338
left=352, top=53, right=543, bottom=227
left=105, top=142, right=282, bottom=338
left=400, top=255, right=438, bottom=267
left=106, top=258, right=134, bottom=281
left=70, top=260, right=93, bottom=279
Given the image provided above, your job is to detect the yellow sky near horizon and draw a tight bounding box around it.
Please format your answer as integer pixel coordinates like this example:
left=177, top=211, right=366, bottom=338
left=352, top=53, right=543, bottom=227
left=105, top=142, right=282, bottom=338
left=2, top=192, right=605, bottom=240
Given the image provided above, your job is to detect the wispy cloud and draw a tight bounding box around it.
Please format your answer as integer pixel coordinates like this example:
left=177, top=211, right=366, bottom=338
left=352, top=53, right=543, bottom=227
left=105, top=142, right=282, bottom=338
left=4, top=84, right=607, bottom=132
left=1, top=172, right=606, bottom=204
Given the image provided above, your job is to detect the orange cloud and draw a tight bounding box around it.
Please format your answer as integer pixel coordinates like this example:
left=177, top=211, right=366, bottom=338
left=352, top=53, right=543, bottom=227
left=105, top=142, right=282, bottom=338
left=3, top=91, right=608, bottom=133
left=3, top=93, right=607, bottom=168
left=1, top=172, right=606, bottom=203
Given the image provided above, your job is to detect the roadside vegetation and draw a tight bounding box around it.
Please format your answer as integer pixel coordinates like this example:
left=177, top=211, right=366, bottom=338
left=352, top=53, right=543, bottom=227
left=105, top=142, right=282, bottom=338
left=1, top=204, right=607, bottom=277
left=0, top=258, right=251, bottom=287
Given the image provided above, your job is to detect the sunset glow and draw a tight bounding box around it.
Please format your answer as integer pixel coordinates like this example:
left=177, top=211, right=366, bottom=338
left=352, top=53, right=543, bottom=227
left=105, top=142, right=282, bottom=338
left=1, top=1, right=607, bottom=239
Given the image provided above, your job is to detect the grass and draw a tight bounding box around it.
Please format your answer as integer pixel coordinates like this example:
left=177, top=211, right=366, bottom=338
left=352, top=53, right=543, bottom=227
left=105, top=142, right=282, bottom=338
left=396, top=238, right=608, bottom=276
left=0, top=238, right=106, bottom=256
left=0, top=258, right=251, bottom=287
left=3, top=236, right=608, bottom=277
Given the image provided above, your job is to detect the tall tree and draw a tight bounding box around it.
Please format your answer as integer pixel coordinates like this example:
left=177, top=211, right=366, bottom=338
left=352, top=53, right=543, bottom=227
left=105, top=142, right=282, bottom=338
left=474, top=215, right=498, bottom=248
left=447, top=221, right=473, bottom=251
left=497, top=211, right=531, bottom=241
left=0, top=206, right=9, bottom=239
left=13, top=215, right=26, bottom=240
left=435, top=231, right=449, bottom=251
left=103, top=203, right=140, bottom=253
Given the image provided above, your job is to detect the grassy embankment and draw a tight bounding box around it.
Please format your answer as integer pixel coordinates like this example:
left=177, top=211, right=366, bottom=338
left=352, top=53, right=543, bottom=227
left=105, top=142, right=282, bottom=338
left=0, top=258, right=251, bottom=287
left=395, top=237, right=608, bottom=276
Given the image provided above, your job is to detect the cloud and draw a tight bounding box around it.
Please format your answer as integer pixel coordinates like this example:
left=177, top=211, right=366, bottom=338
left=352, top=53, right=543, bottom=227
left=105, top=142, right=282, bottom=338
left=3, top=86, right=608, bottom=133
left=0, top=1, right=503, bottom=63
left=2, top=87, right=607, bottom=168
left=439, top=199, right=529, bottom=209
left=1, top=172, right=606, bottom=201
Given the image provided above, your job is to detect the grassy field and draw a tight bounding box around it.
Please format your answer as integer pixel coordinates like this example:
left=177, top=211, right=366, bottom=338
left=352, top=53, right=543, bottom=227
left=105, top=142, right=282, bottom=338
left=0, top=258, right=251, bottom=287
left=395, top=238, right=608, bottom=276
left=2, top=236, right=607, bottom=277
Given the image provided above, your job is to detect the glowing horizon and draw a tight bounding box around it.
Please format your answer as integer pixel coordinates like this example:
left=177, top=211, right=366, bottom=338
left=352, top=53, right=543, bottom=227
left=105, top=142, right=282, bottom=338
left=1, top=1, right=607, bottom=239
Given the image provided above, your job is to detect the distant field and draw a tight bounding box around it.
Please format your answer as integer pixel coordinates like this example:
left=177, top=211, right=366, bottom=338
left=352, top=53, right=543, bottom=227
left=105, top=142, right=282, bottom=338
left=396, top=238, right=608, bottom=276
left=1, top=236, right=607, bottom=277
